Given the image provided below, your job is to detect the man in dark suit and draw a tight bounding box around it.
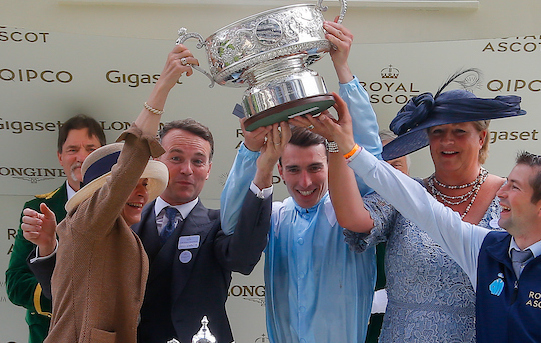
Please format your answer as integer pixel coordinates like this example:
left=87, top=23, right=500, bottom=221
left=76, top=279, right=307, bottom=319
left=133, top=118, right=275, bottom=343
left=6, top=114, right=105, bottom=343
left=25, top=117, right=274, bottom=343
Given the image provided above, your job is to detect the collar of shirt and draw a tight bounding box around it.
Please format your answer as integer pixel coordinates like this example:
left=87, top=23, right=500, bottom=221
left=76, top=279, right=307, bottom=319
left=66, top=180, right=76, bottom=200
left=154, top=196, right=198, bottom=221
left=289, top=192, right=337, bottom=227
left=508, top=238, right=541, bottom=259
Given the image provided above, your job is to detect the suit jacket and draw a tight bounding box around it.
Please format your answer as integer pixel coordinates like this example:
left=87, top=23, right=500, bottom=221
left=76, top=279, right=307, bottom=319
left=132, top=189, right=271, bottom=343
left=6, top=182, right=67, bottom=343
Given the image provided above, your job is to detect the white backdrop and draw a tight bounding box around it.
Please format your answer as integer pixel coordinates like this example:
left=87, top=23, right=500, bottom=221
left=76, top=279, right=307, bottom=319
left=1, top=23, right=540, bottom=343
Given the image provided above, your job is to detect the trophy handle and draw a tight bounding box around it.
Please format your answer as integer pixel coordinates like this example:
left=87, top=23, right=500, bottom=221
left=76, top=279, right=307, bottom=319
left=316, top=0, right=347, bottom=24
left=176, top=27, right=215, bottom=88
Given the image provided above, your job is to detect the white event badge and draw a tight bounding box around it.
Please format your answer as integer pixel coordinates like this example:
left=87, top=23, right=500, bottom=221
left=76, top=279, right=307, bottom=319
left=179, top=251, right=193, bottom=263
left=178, top=235, right=200, bottom=250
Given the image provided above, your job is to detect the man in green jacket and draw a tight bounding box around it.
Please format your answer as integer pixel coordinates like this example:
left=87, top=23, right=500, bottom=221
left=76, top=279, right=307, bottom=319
left=6, top=114, right=105, bottom=343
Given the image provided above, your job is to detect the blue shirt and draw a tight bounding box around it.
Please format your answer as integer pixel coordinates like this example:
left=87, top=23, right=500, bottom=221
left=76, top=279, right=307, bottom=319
left=220, top=77, right=381, bottom=342
left=265, top=194, right=376, bottom=343
left=222, top=144, right=377, bottom=342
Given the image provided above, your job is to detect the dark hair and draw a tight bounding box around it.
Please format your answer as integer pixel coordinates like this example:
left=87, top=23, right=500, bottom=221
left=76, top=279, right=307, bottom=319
left=515, top=151, right=541, bottom=204
left=57, top=114, right=106, bottom=153
left=279, top=126, right=325, bottom=166
left=159, top=118, right=214, bottom=161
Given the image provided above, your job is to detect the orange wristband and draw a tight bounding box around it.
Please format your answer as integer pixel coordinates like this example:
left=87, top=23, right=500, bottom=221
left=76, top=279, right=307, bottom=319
left=343, top=144, right=360, bottom=159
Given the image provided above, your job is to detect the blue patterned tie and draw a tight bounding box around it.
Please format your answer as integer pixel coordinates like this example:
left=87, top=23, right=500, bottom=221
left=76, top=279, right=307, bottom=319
left=160, top=207, right=179, bottom=244
left=511, top=248, right=533, bottom=278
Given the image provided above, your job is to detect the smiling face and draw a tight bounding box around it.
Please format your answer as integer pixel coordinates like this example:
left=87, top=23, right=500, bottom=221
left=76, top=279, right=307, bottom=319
left=157, top=129, right=212, bottom=206
left=497, top=164, right=541, bottom=236
left=278, top=143, right=328, bottom=209
left=428, top=122, right=487, bottom=174
left=122, top=178, right=149, bottom=226
left=57, top=128, right=102, bottom=191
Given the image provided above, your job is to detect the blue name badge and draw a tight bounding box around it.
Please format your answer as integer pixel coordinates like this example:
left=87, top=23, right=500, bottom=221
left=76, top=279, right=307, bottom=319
left=178, top=235, right=200, bottom=250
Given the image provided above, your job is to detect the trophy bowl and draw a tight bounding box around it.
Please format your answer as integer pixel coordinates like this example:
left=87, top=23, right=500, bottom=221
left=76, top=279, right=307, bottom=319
left=177, top=0, right=347, bottom=131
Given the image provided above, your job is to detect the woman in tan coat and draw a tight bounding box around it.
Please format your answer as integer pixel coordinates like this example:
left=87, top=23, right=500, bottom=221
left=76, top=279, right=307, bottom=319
left=21, top=44, right=197, bottom=343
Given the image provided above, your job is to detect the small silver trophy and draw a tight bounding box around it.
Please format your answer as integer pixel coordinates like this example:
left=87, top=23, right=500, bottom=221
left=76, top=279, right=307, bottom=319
left=177, top=0, right=347, bottom=131
left=192, top=316, right=217, bottom=343
left=166, top=316, right=223, bottom=343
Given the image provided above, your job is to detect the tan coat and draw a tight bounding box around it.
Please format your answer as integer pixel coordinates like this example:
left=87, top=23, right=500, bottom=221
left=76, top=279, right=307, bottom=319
left=45, top=126, right=164, bottom=343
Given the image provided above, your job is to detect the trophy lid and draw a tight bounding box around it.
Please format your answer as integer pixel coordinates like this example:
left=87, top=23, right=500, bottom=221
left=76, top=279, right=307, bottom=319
left=192, top=316, right=217, bottom=343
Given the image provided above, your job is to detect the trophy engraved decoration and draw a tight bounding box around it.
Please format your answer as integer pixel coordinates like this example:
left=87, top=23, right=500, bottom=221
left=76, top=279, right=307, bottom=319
left=177, top=0, right=347, bottom=131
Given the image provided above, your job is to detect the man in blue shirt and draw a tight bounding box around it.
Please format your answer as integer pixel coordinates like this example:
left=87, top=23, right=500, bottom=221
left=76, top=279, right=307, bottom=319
left=220, top=21, right=380, bottom=342
left=322, top=95, right=541, bottom=343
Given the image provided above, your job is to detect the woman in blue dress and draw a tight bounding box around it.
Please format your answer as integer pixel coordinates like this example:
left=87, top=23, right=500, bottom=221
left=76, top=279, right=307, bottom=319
left=304, top=69, right=525, bottom=342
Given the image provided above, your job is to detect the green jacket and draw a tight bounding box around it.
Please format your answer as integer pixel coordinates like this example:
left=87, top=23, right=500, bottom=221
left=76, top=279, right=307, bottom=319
left=6, top=183, right=68, bottom=343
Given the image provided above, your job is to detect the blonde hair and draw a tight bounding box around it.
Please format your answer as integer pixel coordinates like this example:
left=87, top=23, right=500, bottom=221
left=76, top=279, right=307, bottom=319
left=472, top=120, right=490, bottom=164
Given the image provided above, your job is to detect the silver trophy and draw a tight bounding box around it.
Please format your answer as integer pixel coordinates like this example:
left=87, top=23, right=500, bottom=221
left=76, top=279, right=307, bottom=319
left=177, top=0, right=347, bottom=131
left=191, top=316, right=217, bottom=343
left=166, top=316, right=233, bottom=343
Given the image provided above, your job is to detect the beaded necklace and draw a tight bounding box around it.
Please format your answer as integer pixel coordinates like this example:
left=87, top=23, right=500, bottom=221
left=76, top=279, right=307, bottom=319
left=427, top=167, right=488, bottom=219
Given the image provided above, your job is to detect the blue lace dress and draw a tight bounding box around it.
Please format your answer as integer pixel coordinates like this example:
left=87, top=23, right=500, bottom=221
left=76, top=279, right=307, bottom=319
left=345, top=179, right=502, bottom=343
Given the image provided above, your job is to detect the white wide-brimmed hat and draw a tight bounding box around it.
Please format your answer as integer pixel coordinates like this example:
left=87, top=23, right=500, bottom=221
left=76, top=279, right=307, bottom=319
left=65, top=142, right=168, bottom=212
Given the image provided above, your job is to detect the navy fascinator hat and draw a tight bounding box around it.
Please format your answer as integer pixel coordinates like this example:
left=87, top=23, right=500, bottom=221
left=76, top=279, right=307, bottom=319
left=382, top=69, right=526, bottom=161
